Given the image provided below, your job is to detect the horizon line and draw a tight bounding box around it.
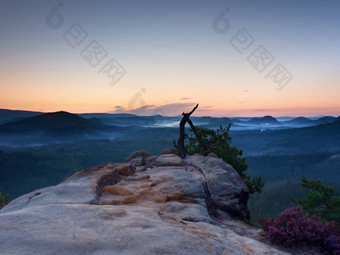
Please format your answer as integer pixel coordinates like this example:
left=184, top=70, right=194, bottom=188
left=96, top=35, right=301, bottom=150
left=0, top=107, right=339, bottom=118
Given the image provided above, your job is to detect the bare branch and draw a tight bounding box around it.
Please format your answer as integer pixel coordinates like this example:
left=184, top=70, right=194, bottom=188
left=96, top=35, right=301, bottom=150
left=177, top=104, right=199, bottom=158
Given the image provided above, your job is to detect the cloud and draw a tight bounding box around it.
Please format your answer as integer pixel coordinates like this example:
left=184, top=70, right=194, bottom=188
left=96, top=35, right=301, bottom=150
left=110, top=102, right=213, bottom=116
left=180, top=97, right=191, bottom=100
left=129, top=105, right=155, bottom=115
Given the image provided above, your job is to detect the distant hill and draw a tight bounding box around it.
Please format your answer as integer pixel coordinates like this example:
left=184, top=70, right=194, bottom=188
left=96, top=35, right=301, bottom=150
left=78, top=113, right=138, bottom=119
left=0, top=109, right=42, bottom=124
left=283, top=116, right=337, bottom=127
left=0, top=108, right=338, bottom=132
left=97, top=115, right=160, bottom=126
left=207, top=117, right=232, bottom=127
left=78, top=113, right=180, bottom=127
left=0, top=111, right=111, bottom=138
left=283, top=116, right=314, bottom=126
left=299, top=117, right=340, bottom=134
left=244, top=116, right=280, bottom=125
left=231, top=118, right=340, bottom=155
left=314, top=116, right=337, bottom=125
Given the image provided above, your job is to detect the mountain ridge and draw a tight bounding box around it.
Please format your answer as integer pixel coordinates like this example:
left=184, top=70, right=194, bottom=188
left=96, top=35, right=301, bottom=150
left=0, top=111, right=104, bottom=134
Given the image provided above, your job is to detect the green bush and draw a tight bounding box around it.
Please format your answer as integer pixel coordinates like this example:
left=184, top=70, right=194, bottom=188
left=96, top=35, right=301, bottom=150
left=174, top=124, right=263, bottom=194
left=0, top=192, right=10, bottom=209
left=292, top=176, right=340, bottom=223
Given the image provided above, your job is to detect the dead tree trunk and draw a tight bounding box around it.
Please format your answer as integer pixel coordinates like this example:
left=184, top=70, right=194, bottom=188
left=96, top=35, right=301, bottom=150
left=178, top=104, right=198, bottom=159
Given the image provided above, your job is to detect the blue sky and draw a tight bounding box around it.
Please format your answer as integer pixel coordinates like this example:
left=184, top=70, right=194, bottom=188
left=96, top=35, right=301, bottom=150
left=1, top=0, right=339, bottom=116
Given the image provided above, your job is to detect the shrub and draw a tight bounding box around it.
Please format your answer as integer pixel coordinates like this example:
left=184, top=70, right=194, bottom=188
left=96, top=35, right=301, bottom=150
left=174, top=125, right=263, bottom=194
left=292, top=176, right=340, bottom=223
left=0, top=192, right=10, bottom=209
left=259, top=207, right=340, bottom=254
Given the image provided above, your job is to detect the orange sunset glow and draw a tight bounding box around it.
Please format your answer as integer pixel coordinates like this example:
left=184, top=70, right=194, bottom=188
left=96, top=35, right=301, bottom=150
left=1, top=0, right=339, bottom=117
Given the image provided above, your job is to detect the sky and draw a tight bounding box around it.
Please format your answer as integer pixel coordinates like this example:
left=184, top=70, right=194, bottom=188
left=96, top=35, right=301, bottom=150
left=0, top=0, right=339, bottom=117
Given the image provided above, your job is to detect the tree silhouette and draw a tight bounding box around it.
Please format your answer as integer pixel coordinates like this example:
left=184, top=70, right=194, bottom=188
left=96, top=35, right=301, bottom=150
left=177, top=104, right=199, bottom=158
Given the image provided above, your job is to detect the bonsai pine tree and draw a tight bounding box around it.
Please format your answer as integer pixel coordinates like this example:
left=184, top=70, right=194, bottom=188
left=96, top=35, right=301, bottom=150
left=175, top=123, right=263, bottom=194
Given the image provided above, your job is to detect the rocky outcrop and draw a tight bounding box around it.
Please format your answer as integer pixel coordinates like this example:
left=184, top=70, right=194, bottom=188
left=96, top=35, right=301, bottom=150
left=0, top=149, right=288, bottom=255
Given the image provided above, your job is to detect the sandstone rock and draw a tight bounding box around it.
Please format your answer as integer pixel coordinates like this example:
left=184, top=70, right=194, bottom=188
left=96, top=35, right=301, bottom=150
left=0, top=151, right=288, bottom=255
left=116, top=163, right=134, bottom=176
left=161, top=147, right=176, bottom=155
left=185, top=154, right=250, bottom=221
left=145, top=155, right=158, bottom=167
left=156, top=154, right=183, bottom=166
left=124, top=150, right=151, bottom=166
left=207, top=152, right=219, bottom=158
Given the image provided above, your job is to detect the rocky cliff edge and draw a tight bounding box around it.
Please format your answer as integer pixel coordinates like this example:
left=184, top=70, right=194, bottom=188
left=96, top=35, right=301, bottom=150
left=0, top=148, right=288, bottom=255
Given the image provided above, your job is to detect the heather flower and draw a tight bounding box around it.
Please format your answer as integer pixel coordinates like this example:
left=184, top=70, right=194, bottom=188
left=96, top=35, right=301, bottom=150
left=259, top=207, right=340, bottom=254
